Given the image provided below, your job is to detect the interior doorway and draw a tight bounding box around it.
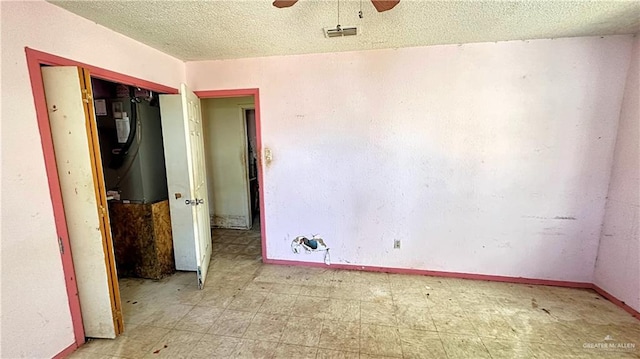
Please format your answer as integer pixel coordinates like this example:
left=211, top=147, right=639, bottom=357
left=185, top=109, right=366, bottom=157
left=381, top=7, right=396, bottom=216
left=88, top=77, right=204, bottom=339
left=40, top=71, right=216, bottom=340
left=40, top=67, right=185, bottom=339
left=196, top=94, right=265, bottom=266
left=90, top=77, right=175, bottom=281
left=245, top=108, right=260, bottom=224
left=26, top=48, right=180, bottom=347
left=200, top=97, right=256, bottom=231
left=28, top=49, right=266, bottom=346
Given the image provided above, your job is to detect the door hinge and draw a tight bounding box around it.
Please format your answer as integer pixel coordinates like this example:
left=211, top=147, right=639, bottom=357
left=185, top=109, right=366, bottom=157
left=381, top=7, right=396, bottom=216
left=81, top=89, right=92, bottom=103
left=58, top=237, right=64, bottom=254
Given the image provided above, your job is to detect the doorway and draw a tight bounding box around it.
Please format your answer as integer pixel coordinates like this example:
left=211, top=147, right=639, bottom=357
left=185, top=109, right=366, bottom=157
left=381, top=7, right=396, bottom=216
left=200, top=97, right=255, bottom=230
left=40, top=66, right=191, bottom=339
left=245, top=108, right=260, bottom=225
left=29, top=48, right=267, bottom=347
left=90, top=77, right=176, bottom=281
left=199, top=96, right=262, bottom=260
left=27, top=48, right=181, bottom=346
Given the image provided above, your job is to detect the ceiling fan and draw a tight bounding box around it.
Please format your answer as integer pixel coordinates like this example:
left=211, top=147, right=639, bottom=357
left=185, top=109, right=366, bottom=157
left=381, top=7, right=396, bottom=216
left=273, top=0, right=400, bottom=12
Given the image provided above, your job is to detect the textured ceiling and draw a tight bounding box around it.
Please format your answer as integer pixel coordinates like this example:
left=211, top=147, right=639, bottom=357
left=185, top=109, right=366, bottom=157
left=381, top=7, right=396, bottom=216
left=50, top=0, right=640, bottom=61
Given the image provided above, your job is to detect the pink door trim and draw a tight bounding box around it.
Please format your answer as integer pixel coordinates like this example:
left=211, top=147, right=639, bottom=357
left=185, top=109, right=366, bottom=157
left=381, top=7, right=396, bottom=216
left=25, top=47, right=179, bottom=351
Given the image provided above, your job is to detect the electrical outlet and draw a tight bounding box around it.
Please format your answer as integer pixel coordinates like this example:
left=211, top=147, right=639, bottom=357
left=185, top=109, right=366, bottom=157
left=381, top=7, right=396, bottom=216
left=394, top=239, right=401, bottom=249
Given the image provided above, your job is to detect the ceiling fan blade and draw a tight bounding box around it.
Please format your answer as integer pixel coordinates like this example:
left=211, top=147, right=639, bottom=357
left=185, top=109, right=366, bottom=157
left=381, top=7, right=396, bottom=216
left=371, top=0, right=399, bottom=12
left=273, top=0, right=299, bottom=8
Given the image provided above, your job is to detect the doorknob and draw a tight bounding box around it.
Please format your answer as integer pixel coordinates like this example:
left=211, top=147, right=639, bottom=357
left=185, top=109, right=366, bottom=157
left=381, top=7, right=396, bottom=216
left=185, top=199, right=204, bottom=206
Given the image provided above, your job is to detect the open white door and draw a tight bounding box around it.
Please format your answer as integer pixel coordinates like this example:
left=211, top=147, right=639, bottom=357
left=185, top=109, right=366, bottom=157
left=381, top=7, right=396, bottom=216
left=160, top=84, right=212, bottom=289
left=42, top=66, right=122, bottom=338
left=181, top=84, right=212, bottom=288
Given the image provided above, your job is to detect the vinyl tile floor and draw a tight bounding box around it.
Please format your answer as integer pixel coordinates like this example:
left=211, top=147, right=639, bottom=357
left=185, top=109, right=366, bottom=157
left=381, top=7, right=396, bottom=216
left=70, top=225, right=640, bottom=358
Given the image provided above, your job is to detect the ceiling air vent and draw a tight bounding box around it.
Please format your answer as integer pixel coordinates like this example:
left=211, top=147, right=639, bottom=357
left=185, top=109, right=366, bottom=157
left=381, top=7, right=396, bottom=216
left=324, top=25, right=358, bottom=38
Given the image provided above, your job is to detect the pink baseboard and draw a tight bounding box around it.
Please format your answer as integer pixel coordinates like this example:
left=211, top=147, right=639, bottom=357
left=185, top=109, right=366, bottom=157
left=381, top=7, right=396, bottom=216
left=262, top=258, right=593, bottom=288
left=592, top=284, right=640, bottom=320
left=264, top=258, right=640, bottom=321
left=52, top=342, right=77, bottom=359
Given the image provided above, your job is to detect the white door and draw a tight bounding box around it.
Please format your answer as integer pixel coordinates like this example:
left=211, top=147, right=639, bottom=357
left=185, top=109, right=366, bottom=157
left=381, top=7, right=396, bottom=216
left=181, top=84, right=212, bottom=289
left=159, top=85, right=212, bottom=288
left=42, top=66, right=122, bottom=338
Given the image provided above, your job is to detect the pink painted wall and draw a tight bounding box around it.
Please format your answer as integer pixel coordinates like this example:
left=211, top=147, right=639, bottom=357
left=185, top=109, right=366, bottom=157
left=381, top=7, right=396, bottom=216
left=187, top=36, right=634, bottom=283
left=0, top=2, right=635, bottom=355
left=594, top=36, right=640, bottom=312
left=0, top=1, right=184, bottom=357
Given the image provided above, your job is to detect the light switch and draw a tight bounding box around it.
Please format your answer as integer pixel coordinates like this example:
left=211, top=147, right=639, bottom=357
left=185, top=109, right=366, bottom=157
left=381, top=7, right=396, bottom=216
left=265, top=148, right=273, bottom=163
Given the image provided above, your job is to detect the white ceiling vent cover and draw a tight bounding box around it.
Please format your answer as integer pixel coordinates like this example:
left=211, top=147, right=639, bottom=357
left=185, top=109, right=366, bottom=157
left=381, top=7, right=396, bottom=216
left=324, top=25, right=358, bottom=38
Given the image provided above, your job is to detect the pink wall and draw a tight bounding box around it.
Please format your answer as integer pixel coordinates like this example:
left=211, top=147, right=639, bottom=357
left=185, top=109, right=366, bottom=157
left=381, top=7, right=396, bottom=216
left=0, top=1, right=184, bottom=357
left=594, top=36, right=640, bottom=312
left=187, top=36, right=634, bottom=283
left=1, top=1, right=636, bottom=355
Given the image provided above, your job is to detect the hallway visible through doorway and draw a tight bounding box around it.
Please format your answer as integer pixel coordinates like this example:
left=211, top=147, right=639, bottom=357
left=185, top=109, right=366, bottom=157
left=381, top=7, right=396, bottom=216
left=212, top=221, right=262, bottom=260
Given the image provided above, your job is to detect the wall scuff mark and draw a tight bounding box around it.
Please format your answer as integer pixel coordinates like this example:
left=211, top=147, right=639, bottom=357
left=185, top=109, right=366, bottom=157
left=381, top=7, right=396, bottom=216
left=291, top=235, right=331, bottom=265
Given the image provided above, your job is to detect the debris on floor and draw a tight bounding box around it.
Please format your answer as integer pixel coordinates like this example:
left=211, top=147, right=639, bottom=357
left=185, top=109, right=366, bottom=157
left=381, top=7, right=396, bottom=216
left=70, top=223, right=640, bottom=359
left=152, top=345, right=168, bottom=354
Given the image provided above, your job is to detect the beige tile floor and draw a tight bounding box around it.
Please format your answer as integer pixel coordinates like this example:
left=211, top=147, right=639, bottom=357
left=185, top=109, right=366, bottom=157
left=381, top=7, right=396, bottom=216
left=71, top=225, right=640, bottom=358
